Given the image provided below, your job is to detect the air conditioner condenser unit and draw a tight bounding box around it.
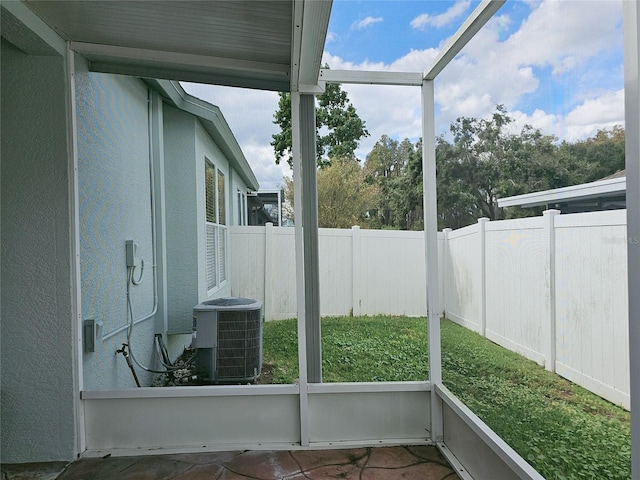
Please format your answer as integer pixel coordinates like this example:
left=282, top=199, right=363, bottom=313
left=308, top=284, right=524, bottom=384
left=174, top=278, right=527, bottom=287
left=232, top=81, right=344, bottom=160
left=192, top=297, right=262, bottom=384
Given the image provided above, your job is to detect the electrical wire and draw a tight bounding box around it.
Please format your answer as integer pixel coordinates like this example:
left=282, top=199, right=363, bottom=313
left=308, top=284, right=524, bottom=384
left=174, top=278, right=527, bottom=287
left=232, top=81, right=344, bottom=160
left=154, top=336, right=198, bottom=370
left=155, top=335, right=173, bottom=368
left=130, top=259, right=145, bottom=285
left=125, top=266, right=198, bottom=374
left=125, top=266, right=178, bottom=373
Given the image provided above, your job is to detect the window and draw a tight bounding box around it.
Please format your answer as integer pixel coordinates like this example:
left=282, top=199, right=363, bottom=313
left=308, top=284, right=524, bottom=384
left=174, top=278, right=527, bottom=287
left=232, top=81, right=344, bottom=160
left=237, top=189, right=247, bottom=225
left=205, top=160, right=227, bottom=292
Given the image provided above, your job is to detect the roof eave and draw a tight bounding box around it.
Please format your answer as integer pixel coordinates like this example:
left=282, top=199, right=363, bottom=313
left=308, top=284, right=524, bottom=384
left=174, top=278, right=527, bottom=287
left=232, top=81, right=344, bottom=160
left=148, top=79, right=260, bottom=191
left=498, top=177, right=627, bottom=208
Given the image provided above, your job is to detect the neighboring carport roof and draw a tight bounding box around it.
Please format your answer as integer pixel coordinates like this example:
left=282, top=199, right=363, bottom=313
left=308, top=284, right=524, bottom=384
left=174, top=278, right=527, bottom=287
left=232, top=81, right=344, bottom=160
left=497, top=175, right=626, bottom=208
left=21, top=0, right=331, bottom=92
left=147, top=79, right=260, bottom=192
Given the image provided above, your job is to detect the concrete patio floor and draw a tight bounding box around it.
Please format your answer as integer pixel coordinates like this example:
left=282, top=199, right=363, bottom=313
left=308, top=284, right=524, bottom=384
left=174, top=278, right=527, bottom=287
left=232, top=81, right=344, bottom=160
left=2, top=445, right=460, bottom=479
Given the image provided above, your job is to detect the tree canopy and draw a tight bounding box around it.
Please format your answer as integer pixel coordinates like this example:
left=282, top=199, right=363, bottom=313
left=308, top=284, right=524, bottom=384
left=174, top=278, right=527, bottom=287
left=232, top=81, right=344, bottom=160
left=283, top=157, right=378, bottom=229
left=280, top=104, right=625, bottom=231
left=361, top=106, right=625, bottom=230
left=435, top=106, right=624, bottom=228
left=271, top=81, right=369, bottom=168
left=363, top=135, right=423, bottom=230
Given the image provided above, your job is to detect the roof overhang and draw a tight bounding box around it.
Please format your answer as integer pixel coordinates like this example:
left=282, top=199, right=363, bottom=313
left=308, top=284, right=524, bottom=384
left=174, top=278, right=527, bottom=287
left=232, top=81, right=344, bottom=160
left=19, top=0, right=332, bottom=92
left=147, top=79, right=260, bottom=191
left=497, top=177, right=627, bottom=208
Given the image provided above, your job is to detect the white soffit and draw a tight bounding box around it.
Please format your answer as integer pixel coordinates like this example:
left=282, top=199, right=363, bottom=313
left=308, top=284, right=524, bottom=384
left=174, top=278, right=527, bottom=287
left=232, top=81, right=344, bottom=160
left=1, top=1, right=66, bottom=55
left=22, top=0, right=330, bottom=92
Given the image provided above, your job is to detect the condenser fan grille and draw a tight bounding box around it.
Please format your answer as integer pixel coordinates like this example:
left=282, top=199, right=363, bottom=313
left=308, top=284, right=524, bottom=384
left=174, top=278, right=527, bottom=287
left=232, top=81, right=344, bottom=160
left=217, top=309, right=262, bottom=380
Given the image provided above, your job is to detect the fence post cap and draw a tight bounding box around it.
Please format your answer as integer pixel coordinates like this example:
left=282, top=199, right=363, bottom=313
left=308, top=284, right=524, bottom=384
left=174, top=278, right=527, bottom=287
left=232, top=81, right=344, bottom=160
left=477, top=217, right=490, bottom=223
left=352, top=225, right=360, bottom=230
left=543, top=209, right=561, bottom=216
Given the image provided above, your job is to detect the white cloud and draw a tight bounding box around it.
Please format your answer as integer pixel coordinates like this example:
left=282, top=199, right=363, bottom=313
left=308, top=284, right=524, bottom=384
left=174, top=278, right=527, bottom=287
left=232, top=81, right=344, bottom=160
left=425, top=0, right=622, bottom=134
left=507, top=109, right=558, bottom=137
left=322, top=52, right=387, bottom=72
left=564, top=89, right=625, bottom=141
left=241, top=143, right=291, bottom=190
left=352, top=16, right=383, bottom=30
left=489, top=0, right=622, bottom=75
left=325, top=31, right=337, bottom=43
left=411, top=1, right=470, bottom=29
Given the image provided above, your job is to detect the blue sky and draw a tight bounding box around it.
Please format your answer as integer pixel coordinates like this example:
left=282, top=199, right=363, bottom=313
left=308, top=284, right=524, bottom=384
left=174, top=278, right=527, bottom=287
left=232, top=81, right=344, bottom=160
left=327, top=0, right=493, bottom=63
left=183, top=0, right=624, bottom=190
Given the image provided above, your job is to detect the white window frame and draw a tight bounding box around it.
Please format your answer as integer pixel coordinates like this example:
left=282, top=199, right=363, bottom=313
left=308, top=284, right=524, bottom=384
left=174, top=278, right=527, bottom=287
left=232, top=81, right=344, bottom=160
left=237, top=189, right=247, bottom=226
left=205, top=159, right=227, bottom=295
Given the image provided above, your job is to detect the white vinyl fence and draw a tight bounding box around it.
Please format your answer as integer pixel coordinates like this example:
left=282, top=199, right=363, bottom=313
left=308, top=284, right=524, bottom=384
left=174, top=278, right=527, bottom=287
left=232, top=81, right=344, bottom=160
left=442, top=209, right=629, bottom=409
left=230, top=224, right=438, bottom=321
left=230, top=210, right=629, bottom=409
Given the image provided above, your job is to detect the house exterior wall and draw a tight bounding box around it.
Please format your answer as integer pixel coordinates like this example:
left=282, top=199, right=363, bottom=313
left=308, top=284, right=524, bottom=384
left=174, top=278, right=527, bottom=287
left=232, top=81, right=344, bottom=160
left=164, top=108, right=233, bottom=335
left=75, top=58, right=160, bottom=389
left=1, top=39, right=77, bottom=462
left=163, top=106, right=199, bottom=336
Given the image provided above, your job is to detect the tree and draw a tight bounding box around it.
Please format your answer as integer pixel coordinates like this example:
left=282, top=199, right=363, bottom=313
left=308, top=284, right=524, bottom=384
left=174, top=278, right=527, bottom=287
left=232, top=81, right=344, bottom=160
left=364, top=135, right=423, bottom=229
left=434, top=106, right=621, bottom=229
left=558, top=125, right=625, bottom=182
left=435, top=106, right=513, bottom=226
left=283, top=158, right=378, bottom=228
left=271, top=80, right=369, bottom=168
left=364, top=135, right=404, bottom=226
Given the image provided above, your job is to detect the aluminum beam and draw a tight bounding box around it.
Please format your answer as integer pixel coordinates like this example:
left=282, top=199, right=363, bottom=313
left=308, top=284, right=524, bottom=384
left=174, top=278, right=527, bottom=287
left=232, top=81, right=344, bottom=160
left=70, top=42, right=289, bottom=76
left=624, top=2, right=640, bottom=476
left=290, top=0, right=304, bottom=92
left=422, top=79, right=443, bottom=442
left=66, top=44, right=85, bottom=458
left=291, top=93, right=322, bottom=449
left=291, top=0, right=332, bottom=92
left=319, top=69, right=423, bottom=86
left=299, top=94, right=323, bottom=384
left=423, top=0, right=505, bottom=80
left=291, top=93, right=310, bottom=445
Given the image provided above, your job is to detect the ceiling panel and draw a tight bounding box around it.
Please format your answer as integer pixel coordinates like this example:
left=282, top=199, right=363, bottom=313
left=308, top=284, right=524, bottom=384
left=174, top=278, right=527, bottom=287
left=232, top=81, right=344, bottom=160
left=21, top=0, right=328, bottom=91
left=25, top=1, right=292, bottom=63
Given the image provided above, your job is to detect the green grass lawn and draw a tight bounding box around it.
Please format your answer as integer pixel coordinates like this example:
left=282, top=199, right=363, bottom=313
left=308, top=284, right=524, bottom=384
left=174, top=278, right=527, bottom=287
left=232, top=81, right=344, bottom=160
left=262, top=316, right=631, bottom=480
